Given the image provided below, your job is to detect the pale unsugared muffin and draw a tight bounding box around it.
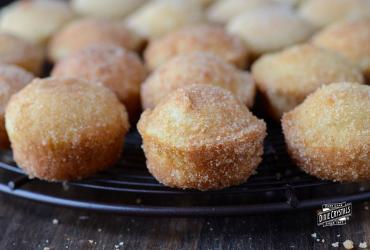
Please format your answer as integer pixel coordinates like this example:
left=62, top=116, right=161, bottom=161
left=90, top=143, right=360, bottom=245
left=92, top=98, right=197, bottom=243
left=0, top=33, right=44, bottom=75
left=298, top=0, right=370, bottom=28
left=5, top=77, right=130, bottom=181
left=142, top=52, right=255, bottom=109
left=0, top=64, right=33, bottom=148
left=312, top=18, right=370, bottom=82
left=48, top=18, right=144, bottom=63
left=282, top=83, right=370, bottom=182
left=144, top=24, right=249, bottom=71
left=207, top=0, right=277, bottom=24
left=71, top=0, right=146, bottom=19
left=252, top=44, right=364, bottom=119
left=138, top=84, right=266, bottom=191
left=227, top=5, right=315, bottom=58
left=125, top=0, right=203, bottom=39
left=0, top=0, right=74, bottom=44
left=52, top=44, right=147, bottom=120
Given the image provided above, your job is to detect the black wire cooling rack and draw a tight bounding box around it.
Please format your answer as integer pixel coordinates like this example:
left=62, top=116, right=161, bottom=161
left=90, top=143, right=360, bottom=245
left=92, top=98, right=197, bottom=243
left=0, top=121, right=369, bottom=217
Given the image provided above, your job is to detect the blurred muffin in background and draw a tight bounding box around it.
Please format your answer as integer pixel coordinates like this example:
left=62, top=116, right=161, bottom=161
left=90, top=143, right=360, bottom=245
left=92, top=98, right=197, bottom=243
left=48, top=18, right=144, bottom=63
left=144, top=24, right=249, bottom=71
left=52, top=44, right=147, bottom=120
left=312, top=18, right=370, bottom=82
left=227, top=5, right=314, bottom=59
left=125, top=0, right=203, bottom=39
left=252, top=44, right=364, bottom=119
left=207, top=0, right=277, bottom=24
left=0, top=33, right=43, bottom=75
left=0, top=63, right=33, bottom=148
left=141, top=52, right=256, bottom=109
left=71, top=0, right=146, bottom=19
left=0, top=0, right=74, bottom=45
left=298, top=0, right=370, bottom=28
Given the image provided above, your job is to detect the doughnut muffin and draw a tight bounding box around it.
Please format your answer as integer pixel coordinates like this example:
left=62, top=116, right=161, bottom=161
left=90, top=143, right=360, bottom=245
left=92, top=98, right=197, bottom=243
left=125, top=0, right=203, bottom=38
left=282, top=82, right=370, bottom=182
left=298, top=0, right=370, bottom=28
left=312, top=18, right=370, bottom=82
left=5, top=77, right=129, bottom=181
left=138, top=84, right=266, bottom=190
left=0, top=33, right=43, bottom=75
left=227, top=5, right=314, bottom=58
left=52, top=44, right=147, bottom=119
left=0, top=0, right=74, bottom=44
left=144, top=24, right=249, bottom=70
left=71, top=0, right=146, bottom=19
left=48, top=18, right=144, bottom=63
left=252, top=44, right=364, bottom=119
left=142, top=52, right=255, bottom=109
left=207, top=0, right=276, bottom=24
left=0, top=64, right=33, bottom=148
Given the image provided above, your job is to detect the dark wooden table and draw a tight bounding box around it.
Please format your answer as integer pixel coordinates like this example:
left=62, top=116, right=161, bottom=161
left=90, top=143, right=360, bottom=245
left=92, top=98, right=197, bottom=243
left=0, top=193, right=368, bottom=250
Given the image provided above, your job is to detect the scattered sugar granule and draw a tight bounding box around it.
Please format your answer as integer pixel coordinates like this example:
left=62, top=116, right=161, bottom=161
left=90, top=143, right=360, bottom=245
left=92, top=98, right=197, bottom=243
left=343, top=240, right=354, bottom=249
left=88, top=240, right=93, bottom=244
left=331, top=242, right=339, bottom=248
left=98, top=228, right=102, bottom=232
left=119, top=242, right=124, bottom=246
left=311, top=233, right=317, bottom=238
left=359, top=242, right=368, bottom=249
left=337, top=234, right=341, bottom=238
left=321, top=239, right=325, bottom=243
left=44, top=247, right=50, bottom=250
left=52, top=219, right=59, bottom=225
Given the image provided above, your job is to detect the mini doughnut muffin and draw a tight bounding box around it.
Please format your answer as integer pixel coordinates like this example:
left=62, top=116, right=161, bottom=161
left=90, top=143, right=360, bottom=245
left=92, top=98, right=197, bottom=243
left=138, top=84, right=266, bottom=190
left=48, top=18, right=144, bottom=63
left=252, top=44, right=364, bottom=120
left=0, top=64, right=33, bottom=148
left=282, top=82, right=370, bottom=182
left=312, top=18, right=370, bottom=82
left=5, top=77, right=129, bottom=181
left=227, top=5, right=315, bottom=58
left=0, top=33, right=43, bottom=75
left=144, top=24, right=249, bottom=70
left=52, top=44, right=147, bottom=119
left=125, top=0, right=203, bottom=39
left=141, top=52, right=256, bottom=109
left=71, top=0, right=146, bottom=19
left=0, top=0, right=74, bottom=44
left=207, top=0, right=276, bottom=24
left=298, top=0, right=370, bottom=28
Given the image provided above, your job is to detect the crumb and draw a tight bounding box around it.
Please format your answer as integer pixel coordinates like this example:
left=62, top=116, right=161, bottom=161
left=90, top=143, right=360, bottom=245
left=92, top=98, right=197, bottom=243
left=45, top=240, right=49, bottom=243
left=114, top=245, right=119, bottom=249
left=252, top=170, right=258, bottom=175
left=119, top=242, right=124, bottom=246
left=359, top=242, right=367, bottom=249
left=321, top=239, right=325, bottom=243
left=316, top=239, right=320, bottom=242
left=78, top=216, right=89, bottom=220
left=332, top=242, right=339, bottom=248
left=135, top=198, right=142, bottom=204
left=337, top=234, right=341, bottom=238
left=44, top=247, right=50, bottom=250
left=365, top=206, right=369, bottom=210
left=343, top=240, right=354, bottom=249
left=359, top=186, right=365, bottom=191
left=210, top=227, right=214, bottom=231
left=88, top=240, right=93, bottom=244
left=98, top=228, right=102, bottom=232
left=311, top=233, right=317, bottom=238
left=52, top=219, right=59, bottom=225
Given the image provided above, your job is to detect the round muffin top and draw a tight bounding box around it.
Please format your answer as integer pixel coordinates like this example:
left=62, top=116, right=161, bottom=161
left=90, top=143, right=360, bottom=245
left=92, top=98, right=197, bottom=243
left=144, top=24, right=248, bottom=70
left=0, top=0, right=74, bottom=44
left=48, top=18, right=143, bottom=62
left=141, top=52, right=255, bottom=109
left=125, top=0, right=203, bottom=38
left=0, top=64, right=33, bottom=115
left=283, top=82, right=370, bottom=149
left=312, top=18, right=370, bottom=77
left=298, top=0, right=370, bottom=28
left=227, top=5, right=314, bottom=56
left=5, top=77, right=129, bottom=145
left=252, top=44, right=364, bottom=99
left=138, top=84, right=266, bottom=148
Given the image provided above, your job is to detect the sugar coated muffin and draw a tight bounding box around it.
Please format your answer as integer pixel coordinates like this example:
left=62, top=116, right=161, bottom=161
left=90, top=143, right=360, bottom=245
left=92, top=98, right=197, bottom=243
left=5, top=77, right=130, bottom=181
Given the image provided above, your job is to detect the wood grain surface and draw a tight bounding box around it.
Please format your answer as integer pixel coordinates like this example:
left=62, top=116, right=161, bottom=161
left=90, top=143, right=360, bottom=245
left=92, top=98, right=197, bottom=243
left=0, top=193, right=368, bottom=250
